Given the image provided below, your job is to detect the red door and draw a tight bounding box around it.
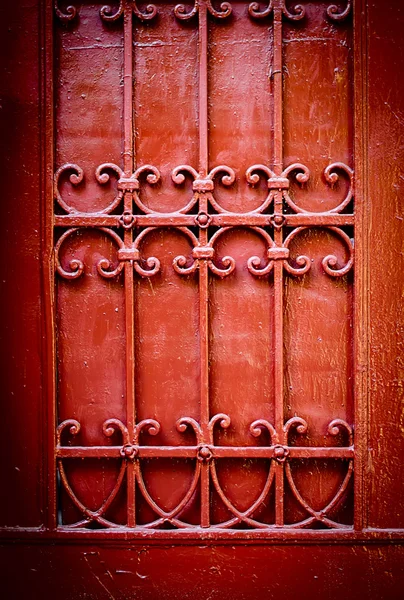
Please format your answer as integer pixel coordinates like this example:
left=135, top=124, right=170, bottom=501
left=1, top=0, right=403, bottom=598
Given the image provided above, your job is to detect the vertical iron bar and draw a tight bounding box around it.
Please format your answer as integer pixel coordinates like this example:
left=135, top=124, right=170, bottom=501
left=123, top=0, right=136, bottom=527
left=353, top=0, right=368, bottom=532
left=199, top=0, right=210, bottom=528
left=45, top=0, right=57, bottom=530
left=273, top=0, right=285, bottom=527
left=199, top=1, right=209, bottom=175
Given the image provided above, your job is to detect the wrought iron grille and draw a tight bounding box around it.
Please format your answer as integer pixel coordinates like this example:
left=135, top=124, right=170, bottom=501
left=54, top=0, right=354, bottom=533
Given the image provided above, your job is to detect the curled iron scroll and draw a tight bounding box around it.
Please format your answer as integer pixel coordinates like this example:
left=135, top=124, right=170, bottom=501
left=55, top=229, right=85, bottom=279
left=55, top=163, right=125, bottom=215
left=282, top=162, right=353, bottom=214
left=132, top=2, right=158, bottom=20
left=55, top=227, right=163, bottom=280
left=54, top=164, right=84, bottom=214
left=54, top=1, right=77, bottom=22
left=248, top=1, right=305, bottom=21
left=206, top=229, right=236, bottom=277
left=100, top=1, right=124, bottom=21
left=95, top=163, right=124, bottom=214
left=323, top=163, right=354, bottom=213
left=250, top=419, right=278, bottom=444
left=171, top=164, right=236, bottom=215
left=245, top=164, right=277, bottom=215
left=55, top=227, right=126, bottom=279
left=321, top=227, right=354, bottom=277
left=129, top=165, right=162, bottom=215
left=100, top=1, right=158, bottom=21
left=246, top=227, right=277, bottom=277
left=57, top=419, right=127, bottom=528
left=245, top=163, right=310, bottom=215
left=131, top=228, right=162, bottom=277
left=207, top=0, right=232, bottom=18
left=174, top=1, right=200, bottom=20
left=283, top=226, right=353, bottom=277
left=283, top=228, right=312, bottom=276
left=174, top=1, right=232, bottom=20
left=327, top=1, right=351, bottom=21
left=284, top=418, right=353, bottom=529
left=172, top=227, right=236, bottom=278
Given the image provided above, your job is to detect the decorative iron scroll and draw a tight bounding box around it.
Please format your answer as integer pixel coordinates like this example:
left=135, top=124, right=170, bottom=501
left=54, top=160, right=354, bottom=281
left=53, top=0, right=352, bottom=23
left=54, top=0, right=355, bottom=531
left=57, top=416, right=353, bottom=529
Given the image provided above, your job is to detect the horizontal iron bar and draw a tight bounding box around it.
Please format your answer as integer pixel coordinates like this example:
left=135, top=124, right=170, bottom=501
left=55, top=215, right=120, bottom=227
left=213, top=213, right=355, bottom=227
left=54, top=213, right=354, bottom=229
left=1, top=527, right=404, bottom=545
left=57, top=446, right=122, bottom=458
left=56, top=445, right=354, bottom=459
left=215, top=446, right=355, bottom=459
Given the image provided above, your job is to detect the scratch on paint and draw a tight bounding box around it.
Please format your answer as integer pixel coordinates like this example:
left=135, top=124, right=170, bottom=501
left=83, top=552, right=117, bottom=600
left=68, top=44, right=123, bottom=51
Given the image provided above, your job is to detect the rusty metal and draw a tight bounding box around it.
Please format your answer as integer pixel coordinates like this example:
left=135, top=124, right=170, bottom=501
left=52, top=0, right=356, bottom=533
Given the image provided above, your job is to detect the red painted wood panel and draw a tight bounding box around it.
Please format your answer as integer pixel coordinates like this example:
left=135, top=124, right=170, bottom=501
left=2, top=543, right=404, bottom=600
left=50, top=0, right=356, bottom=534
left=367, top=0, right=404, bottom=528
left=1, top=0, right=404, bottom=598
left=0, top=0, right=43, bottom=527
